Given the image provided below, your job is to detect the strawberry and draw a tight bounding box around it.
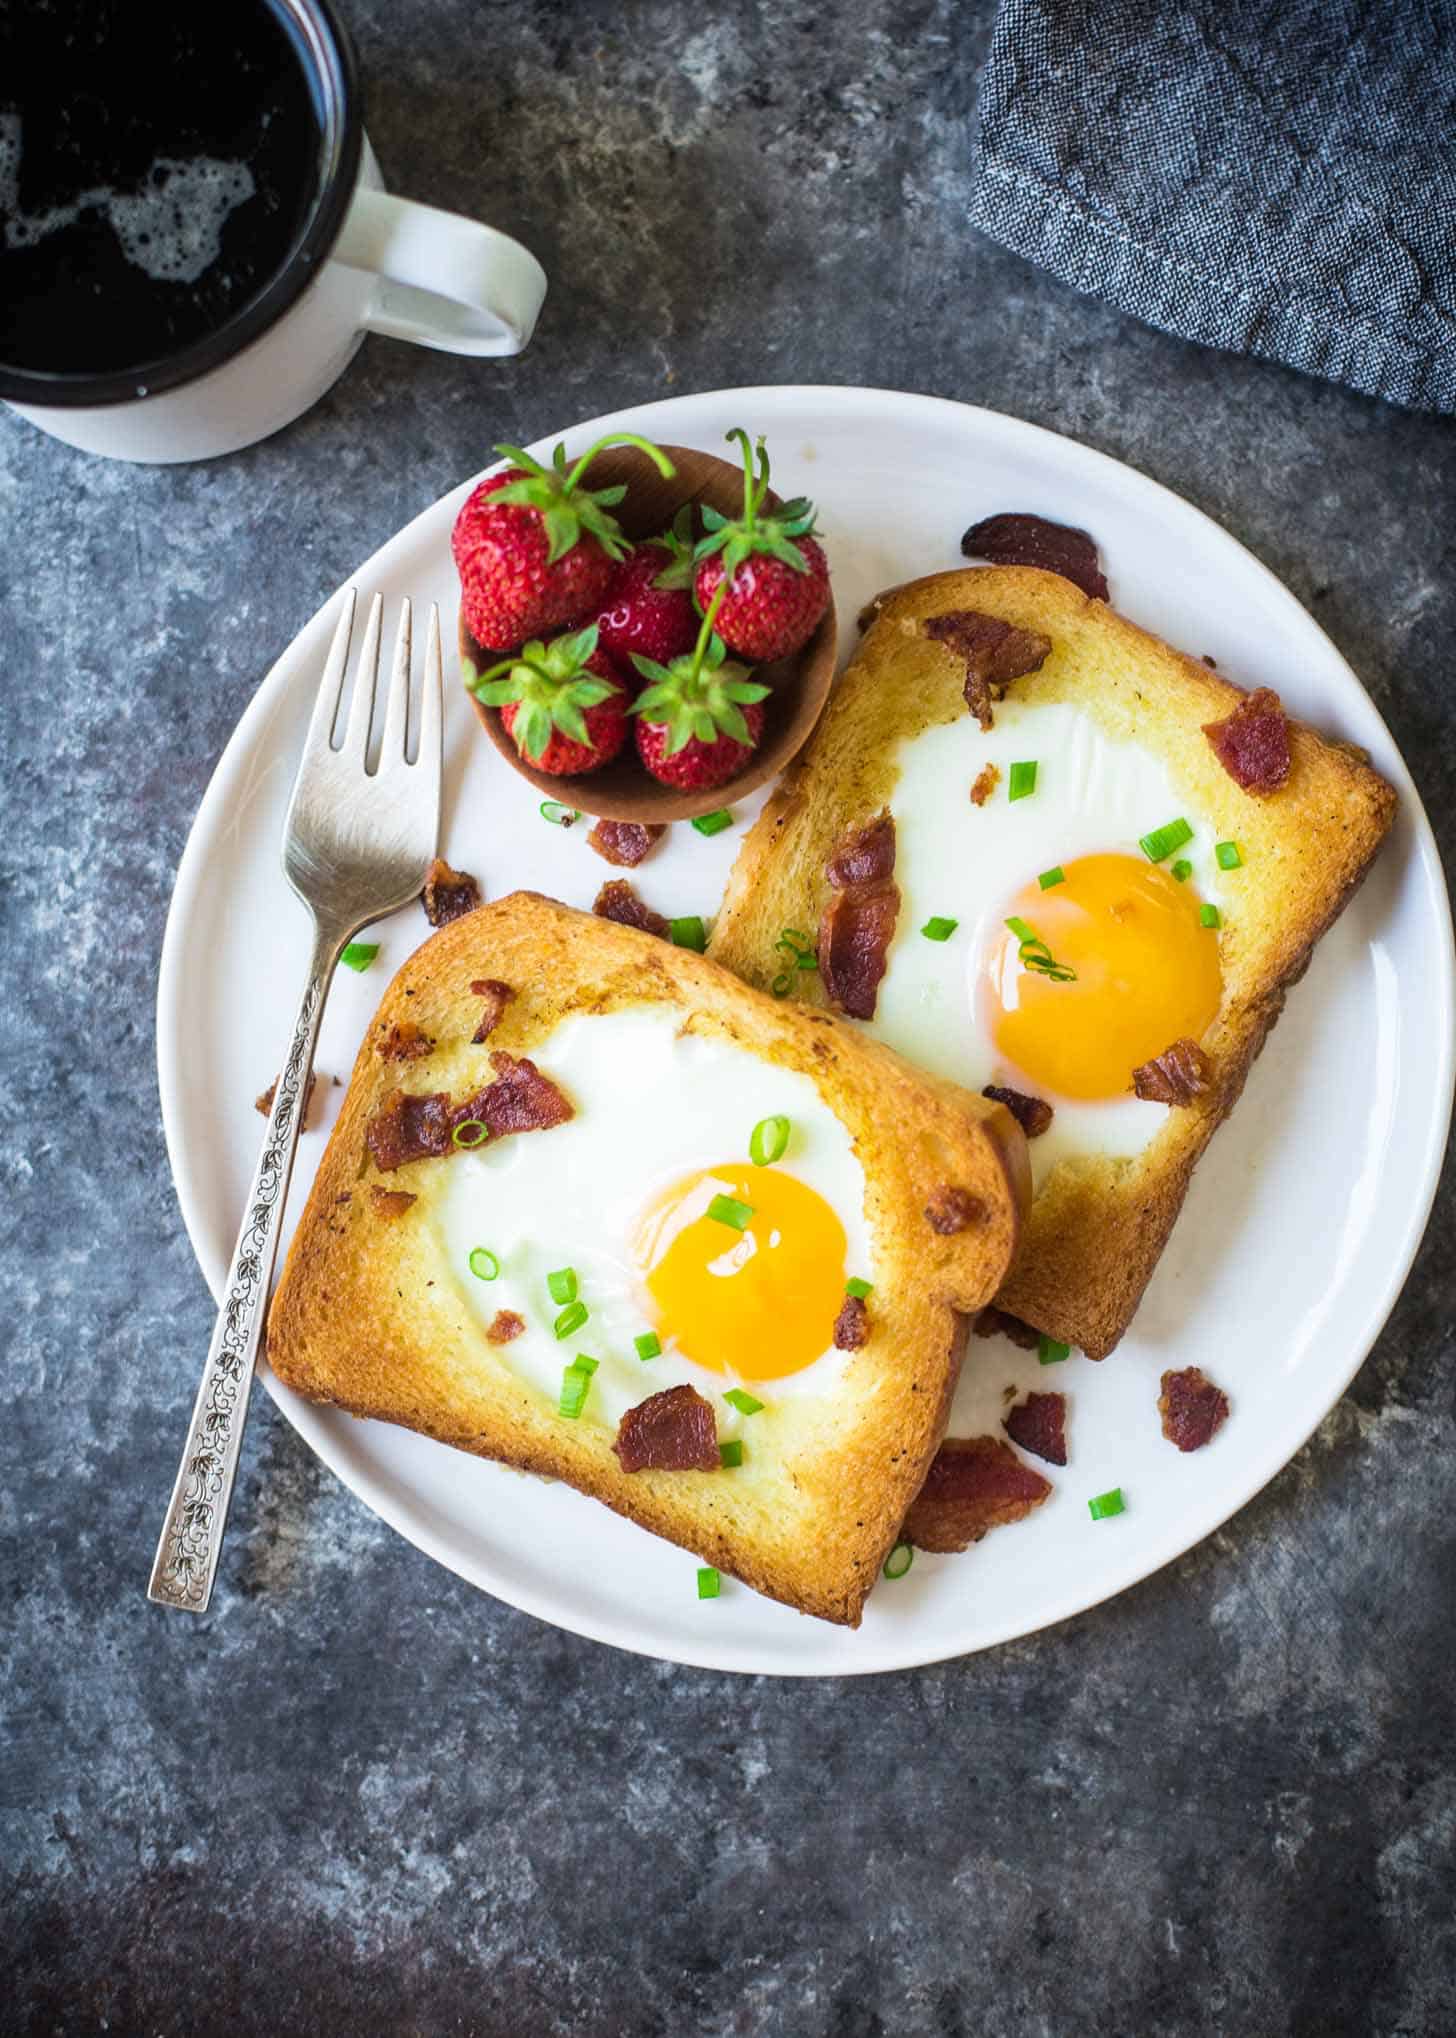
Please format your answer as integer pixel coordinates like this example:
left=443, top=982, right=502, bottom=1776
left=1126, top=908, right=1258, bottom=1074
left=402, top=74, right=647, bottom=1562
left=630, top=585, right=770, bottom=792
left=468, top=625, right=628, bottom=775
left=592, top=509, right=699, bottom=669
left=692, top=428, right=830, bottom=662
left=452, top=431, right=676, bottom=651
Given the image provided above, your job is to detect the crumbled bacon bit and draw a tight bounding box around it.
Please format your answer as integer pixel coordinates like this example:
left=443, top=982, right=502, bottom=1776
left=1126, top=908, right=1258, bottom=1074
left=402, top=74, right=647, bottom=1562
left=923, top=609, right=1052, bottom=730
left=365, top=1089, right=454, bottom=1171
left=487, top=1309, right=526, bottom=1346
left=1159, top=1366, right=1230, bottom=1452
left=924, top=1185, right=985, bottom=1234
left=1202, top=686, right=1291, bottom=795
left=593, top=878, right=669, bottom=937
left=422, top=856, right=481, bottom=926
left=1132, top=1037, right=1213, bottom=1105
left=975, top=1306, right=1042, bottom=1348
left=469, top=978, right=515, bottom=1043
left=970, top=763, right=1000, bottom=806
left=819, top=811, right=900, bottom=1020
left=369, top=1187, right=417, bottom=1220
left=982, top=1083, right=1053, bottom=1138
left=961, top=512, right=1109, bottom=602
left=833, top=1294, right=870, bottom=1350
left=366, top=1054, right=572, bottom=1170
left=613, top=1384, right=721, bottom=1473
left=255, top=1070, right=319, bottom=1123
left=1004, top=1391, right=1067, bottom=1466
left=587, top=818, right=665, bottom=868
left=463, top=1052, right=574, bottom=1137
left=378, top=1019, right=433, bottom=1062
left=903, top=1436, right=1052, bottom=1553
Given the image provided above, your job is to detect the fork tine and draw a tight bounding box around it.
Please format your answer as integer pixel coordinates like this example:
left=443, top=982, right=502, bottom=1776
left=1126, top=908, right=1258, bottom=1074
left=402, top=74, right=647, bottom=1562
left=419, top=604, right=443, bottom=794
left=379, top=598, right=413, bottom=764
left=303, top=588, right=357, bottom=756
left=342, top=591, right=384, bottom=765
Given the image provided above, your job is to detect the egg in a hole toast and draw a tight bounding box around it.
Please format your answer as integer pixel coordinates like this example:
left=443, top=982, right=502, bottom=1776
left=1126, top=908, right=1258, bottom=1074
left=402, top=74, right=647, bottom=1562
left=707, top=565, right=1396, bottom=1360
left=266, top=891, right=1030, bottom=1626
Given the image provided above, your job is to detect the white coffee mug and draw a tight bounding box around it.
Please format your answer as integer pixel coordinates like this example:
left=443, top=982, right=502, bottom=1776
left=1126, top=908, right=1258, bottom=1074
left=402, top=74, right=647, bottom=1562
left=0, top=3, right=546, bottom=465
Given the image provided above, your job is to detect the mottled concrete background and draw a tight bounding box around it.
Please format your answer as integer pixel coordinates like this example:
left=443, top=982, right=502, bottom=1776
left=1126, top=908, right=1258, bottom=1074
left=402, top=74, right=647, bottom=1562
left=4, top=3, right=1454, bottom=2033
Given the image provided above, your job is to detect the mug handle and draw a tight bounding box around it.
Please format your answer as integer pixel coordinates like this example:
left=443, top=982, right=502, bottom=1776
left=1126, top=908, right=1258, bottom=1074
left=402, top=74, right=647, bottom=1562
left=332, top=189, right=547, bottom=356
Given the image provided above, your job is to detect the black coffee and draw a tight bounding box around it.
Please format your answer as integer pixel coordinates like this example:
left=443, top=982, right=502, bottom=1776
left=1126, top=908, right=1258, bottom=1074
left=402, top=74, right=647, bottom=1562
left=0, top=0, right=325, bottom=378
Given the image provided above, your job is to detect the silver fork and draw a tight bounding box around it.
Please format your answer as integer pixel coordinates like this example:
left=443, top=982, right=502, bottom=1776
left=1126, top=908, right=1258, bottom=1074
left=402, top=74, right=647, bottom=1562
left=148, top=590, right=442, bottom=1613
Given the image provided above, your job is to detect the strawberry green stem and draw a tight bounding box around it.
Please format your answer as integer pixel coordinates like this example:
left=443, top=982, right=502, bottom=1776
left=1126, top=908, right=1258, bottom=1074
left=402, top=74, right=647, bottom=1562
left=725, top=426, right=771, bottom=528
left=688, top=579, right=728, bottom=681
left=563, top=431, right=676, bottom=495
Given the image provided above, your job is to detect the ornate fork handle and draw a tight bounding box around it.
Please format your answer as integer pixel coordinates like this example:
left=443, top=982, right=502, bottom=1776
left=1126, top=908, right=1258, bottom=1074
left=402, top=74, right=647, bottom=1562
left=148, top=919, right=344, bottom=1612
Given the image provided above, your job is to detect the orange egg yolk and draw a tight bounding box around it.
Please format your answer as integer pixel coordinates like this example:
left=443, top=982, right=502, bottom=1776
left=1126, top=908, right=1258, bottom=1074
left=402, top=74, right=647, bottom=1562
left=635, top=1163, right=847, bottom=1381
left=986, top=853, right=1222, bottom=1102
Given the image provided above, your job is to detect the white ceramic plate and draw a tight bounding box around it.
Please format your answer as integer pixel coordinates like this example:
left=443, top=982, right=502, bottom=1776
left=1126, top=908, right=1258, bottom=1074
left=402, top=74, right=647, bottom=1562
left=157, top=386, right=1454, bottom=1675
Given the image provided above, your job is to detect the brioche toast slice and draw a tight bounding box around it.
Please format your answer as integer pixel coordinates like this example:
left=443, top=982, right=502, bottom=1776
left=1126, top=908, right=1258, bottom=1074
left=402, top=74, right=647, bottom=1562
left=708, top=566, right=1396, bottom=1359
left=267, top=891, right=1029, bottom=1626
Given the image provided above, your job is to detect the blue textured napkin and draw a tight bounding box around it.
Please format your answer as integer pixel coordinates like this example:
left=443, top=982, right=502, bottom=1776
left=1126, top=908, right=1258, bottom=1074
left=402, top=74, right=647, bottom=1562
left=970, top=0, right=1456, bottom=412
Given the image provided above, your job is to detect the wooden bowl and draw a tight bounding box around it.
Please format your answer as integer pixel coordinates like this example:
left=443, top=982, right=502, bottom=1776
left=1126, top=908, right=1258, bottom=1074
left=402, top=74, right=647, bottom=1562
left=460, top=442, right=838, bottom=823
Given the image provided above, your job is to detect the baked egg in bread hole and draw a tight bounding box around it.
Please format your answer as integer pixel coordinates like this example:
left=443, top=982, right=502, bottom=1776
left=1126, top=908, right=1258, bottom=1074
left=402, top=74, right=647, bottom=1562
left=878, top=698, right=1225, bottom=1189
left=436, top=1006, right=873, bottom=1431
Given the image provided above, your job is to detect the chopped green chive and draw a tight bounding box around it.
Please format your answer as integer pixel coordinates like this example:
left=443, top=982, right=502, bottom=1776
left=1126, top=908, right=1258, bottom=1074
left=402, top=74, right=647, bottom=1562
left=669, top=915, right=707, bottom=951
left=1038, top=866, right=1066, bottom=891
left=719, top=1440, right=744, bottom=1468
left=1200, top=903, right=1222, bottom=929
left=1088, top=1487, right=1126, bottom=1521
left=697, top=1566, right=721, bottom=1599
left=1171, top=858, right=1193, bottom=883
left=921, top=916, right=959, bottom=942
left=553, top=1300, right=589, bottom=1340
left=691, top=809, right=734, bottom=837
left=1139, top=817, right=1194, bottom=863
left=1005, top=916, right=1077, bottom=984
left=1038, top=1336, right=1070, bottom=1365
left=749, top=1114, right=791, bottom=1167
left=468, top=1247, right=500, bottom=1282
left=883, top=1542, right=914, bottom=1580
left=546, top=1267, right=578, bottom=1306
left=724, top=1387, right=764, bottom=1416
left=1008, top=760, right=1038, bottom=801
left=452, top=1119, right=489, bottom=1149
left=634, top=1331, right=661, bottom=1362
left=845, top=1277, right=873, bottom=1300
left=558, top=1357, right=597, bottom=1419
left=341, top=942, right=379, bottom=972
left=1215, top=840, right=1242, bottom=870
left=539, top=800, right=579, bottom=827
left=770, top=973, right=793, bottom=998
left=708, top=1193, right=754, bottom=1230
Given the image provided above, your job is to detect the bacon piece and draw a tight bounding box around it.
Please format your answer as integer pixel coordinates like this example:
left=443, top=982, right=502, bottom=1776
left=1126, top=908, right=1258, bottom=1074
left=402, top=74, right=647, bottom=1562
left=903, top=1436, right=1052, bottom=1553
left=369, top=1187, right=417, bottom=1220
left=487, top=1309, right=526, bottom=1346
left=1132, top=1037, right=1213, bottom=1105
left=974, top=1305, right=1041, bottom=1349
left=613, top=1384, right=720, bottom=1473
left=1202, top=686, right=1291, bottom=795
left=422, top=856, right=481, bottom=927
left=924, top=1185, right=985, bottom=1235
left=833, top=1294, right=870, bottom=1351
left=1159, top=1366, right=1230, bottom=1452
left=366, top=1088, right=455, bottom=1171
left=587, top=819, right=665, bottom=868
left=824, top=811, right=897, bottom=889
left=982, top=1083, right=1053, bottom=1138
left=378, top=1019, right=433, bottom=1062
left=970, top=763, right=1000, bottom=807
left=1004, top=1391, right=1067, bottom=1466
left=255, top=1070, right=319, bottom=1123
left=819, top=810, right=900, bottom=1021
left=593, top=878, right=669, bottom=937
left=961, top=512, right=1109, bottom=602
left=461, top=1052, right=574, bottom=1137
left=923, top=609, right=1052, bottom=730
left=469, top=978, right=515, bottom=1043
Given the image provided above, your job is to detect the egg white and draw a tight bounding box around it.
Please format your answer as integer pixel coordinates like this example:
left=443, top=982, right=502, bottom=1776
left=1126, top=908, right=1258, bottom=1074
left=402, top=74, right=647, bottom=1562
left=436, top=1006, right=873, bottom=1430
left=878, top=698, right=1224, bottom=1186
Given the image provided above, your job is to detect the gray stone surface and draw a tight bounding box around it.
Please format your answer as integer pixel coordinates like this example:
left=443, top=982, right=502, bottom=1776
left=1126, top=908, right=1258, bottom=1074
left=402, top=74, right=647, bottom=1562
left=3, top=2, right=1454, bottom=2032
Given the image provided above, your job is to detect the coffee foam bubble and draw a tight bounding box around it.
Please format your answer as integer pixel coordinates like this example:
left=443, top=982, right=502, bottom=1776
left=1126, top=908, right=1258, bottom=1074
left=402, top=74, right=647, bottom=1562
left=0, top=113, right=256, bottom=286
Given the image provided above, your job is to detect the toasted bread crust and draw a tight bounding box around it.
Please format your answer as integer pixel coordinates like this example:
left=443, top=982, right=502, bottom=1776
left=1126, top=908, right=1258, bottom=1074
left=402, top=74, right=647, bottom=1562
left=267, top=892, right=1029, bottom=1625
left=709, top=566, right=1396, bottom=1358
